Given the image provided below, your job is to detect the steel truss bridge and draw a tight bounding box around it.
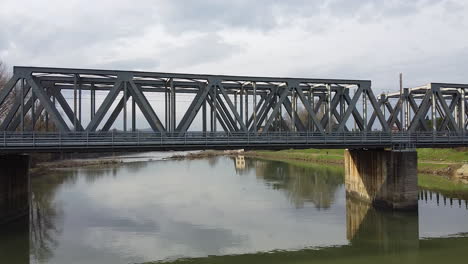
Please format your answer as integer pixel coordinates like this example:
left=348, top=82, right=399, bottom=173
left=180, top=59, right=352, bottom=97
left=0, top=66, right=467, bottom=152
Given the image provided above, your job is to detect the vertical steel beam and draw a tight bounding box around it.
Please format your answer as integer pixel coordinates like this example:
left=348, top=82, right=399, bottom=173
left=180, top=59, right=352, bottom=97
left=404, top=88, right=409, bottom=130
left=73, top=74, right=78, bottom=130
left=78, top=77, right=82, bottom=129
left=123, top=81, right=127, bottom=132
left=45, top=87, right=49, bottom=131
left=20, top=78, right=25, bottom=132
left=461, top=89, right=466, bottom=131
left=326, top=84, right=332, bottom=132
left=202, top=100, right=207, bottom=132
left=91, top=83, right=96, bottom=120
left=432, top=86, right=436, bottom=132
left=132, top=96, right=136, bottom=132
left=210, top=88, right=214, bottom=132
left=362, top=89, right=367, bottom=131
left=253, top=82, right=257, bottom=132
left=31, top=88, right=35, bottom=131
left=165, top=81, right=169, bottom=130
left=245, top=86, right=248, bottom=127
left=291, top=89, right=296, bottom=132
left=170, top=78, right=176, bottom=132
left=239, top=87, right=243, bottom=124
left=213, top=84, right=217, bottom=132
left=234, top=91, right=238, bottom=128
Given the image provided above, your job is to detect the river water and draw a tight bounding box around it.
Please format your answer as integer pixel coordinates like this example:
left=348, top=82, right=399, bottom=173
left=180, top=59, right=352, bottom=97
left=1, top=154, right=468, bottom=263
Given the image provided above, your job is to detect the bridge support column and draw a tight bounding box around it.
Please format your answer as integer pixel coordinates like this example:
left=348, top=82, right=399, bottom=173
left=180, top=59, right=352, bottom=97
left=344, top=149, right=418, bottom=210
left=0, top=154, right=30, bottom=224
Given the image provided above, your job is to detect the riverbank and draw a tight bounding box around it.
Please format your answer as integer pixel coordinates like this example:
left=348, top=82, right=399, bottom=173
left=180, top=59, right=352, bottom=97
left=168, top=148, right=468, bottom=184
left=244, top=148, right=468, bottom=178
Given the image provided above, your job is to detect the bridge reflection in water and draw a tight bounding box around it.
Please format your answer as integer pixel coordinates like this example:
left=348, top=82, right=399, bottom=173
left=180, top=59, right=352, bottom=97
left=153, top=193, right=466, bottom=264
left=1, top=156, right=467, bottom=263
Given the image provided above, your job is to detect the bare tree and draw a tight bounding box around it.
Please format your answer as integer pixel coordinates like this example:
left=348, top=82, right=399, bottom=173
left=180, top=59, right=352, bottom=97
left=0, top=60, right=13, bottom=120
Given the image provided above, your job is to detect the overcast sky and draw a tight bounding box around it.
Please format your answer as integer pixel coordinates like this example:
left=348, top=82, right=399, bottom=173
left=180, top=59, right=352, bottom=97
left=1, top=0, right=467, bottom=93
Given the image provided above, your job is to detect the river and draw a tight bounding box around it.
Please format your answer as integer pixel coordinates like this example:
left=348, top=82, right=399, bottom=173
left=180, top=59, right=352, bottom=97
left=1, top=154, right=468, bottom=263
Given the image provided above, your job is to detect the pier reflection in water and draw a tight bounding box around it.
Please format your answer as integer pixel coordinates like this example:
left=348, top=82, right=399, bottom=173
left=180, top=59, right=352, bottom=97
left=0, top=156, right=467, bottom=264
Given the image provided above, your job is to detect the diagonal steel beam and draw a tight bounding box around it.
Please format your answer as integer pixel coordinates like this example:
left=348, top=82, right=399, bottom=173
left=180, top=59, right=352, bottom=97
left=365, top=88, right=390, bottom=132
left=205, top=93, right=230, bottom=132
left=295, top=84, right=325, bottom=132
left=408, top=90, right=432, bottom=132
left=247, top=93, right=268, bottom=129
left=0, top=75, right=19, bottom=106
left=177, top=82, right=213, bottom=133
left=341, top=89, right=364, bottom=131
left=128, top=80, right=165, bottom=133
left=337, top=86, right=363, bottom=131
left=439, top=94, right=459, bottom=130
left=407, top=95, right=428, bottom=131
left=263, top=87, right=290, bottom=132
left=102, top=94, right=131, bottom=131
left=367, top=96, right=384, bottom=129
left=320, top=89, right=341, bottom=130
left=215, top=92, right=239, bottom=131
left=314, top=94, right=325, bottom=113
left=218, top=84, right=247, bottom=131
left=176, top=86, right=205, bottom=132
left=0, top=85, right=31, bottom=130
left=253, top=90, right=281, bottom=132
left=28, top=76, right=70, bottom=131
left=385, top=101, right=402, bottom=130
left=6, top=90, right=35, bottom=131
left=283, top=95, right=306, bottom=131
left=435, top=89, right=458, bottom=131
left=86, top=79, right=123, bottom=131
left=52, top=88, right=84, bottom=131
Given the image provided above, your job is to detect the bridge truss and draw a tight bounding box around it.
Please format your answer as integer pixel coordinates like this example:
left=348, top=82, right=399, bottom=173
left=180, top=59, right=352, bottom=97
left=0, top=67, right=467, bottom=151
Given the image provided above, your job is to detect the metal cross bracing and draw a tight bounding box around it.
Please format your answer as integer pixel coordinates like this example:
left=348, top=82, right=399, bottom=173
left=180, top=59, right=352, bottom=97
left=0, top=66, right=388, bottom=133
left=380, top=83, right=468, bottom=133
left=0, top=66, right=467, bottom=152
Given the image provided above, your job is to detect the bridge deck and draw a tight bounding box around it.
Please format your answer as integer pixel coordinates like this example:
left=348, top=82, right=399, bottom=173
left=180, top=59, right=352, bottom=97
left=0, top=132, right=466, bottom=153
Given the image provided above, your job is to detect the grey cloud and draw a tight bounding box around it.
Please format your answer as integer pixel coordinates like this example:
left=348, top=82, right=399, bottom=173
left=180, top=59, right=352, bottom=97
left=325, top=0, right=441, bottom=22
left=96, top=58, right=160, bottom=71
left=162, top=33, right=243, bottom=69
left=157, top=0, right=325, bottom=32
left=156, top=0, right=442, bottom=33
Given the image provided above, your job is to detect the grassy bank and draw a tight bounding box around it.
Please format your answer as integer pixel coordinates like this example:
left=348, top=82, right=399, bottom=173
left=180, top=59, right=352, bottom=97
left=246, top=148, right=468, bottom=176
left=245, top=150, right=468, bottom=198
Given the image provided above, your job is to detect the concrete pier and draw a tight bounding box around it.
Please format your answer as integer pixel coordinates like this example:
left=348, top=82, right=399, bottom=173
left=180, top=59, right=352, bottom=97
left=344, top=149, right=418, bottom=210
left=0, top=155, right=30, bottom=224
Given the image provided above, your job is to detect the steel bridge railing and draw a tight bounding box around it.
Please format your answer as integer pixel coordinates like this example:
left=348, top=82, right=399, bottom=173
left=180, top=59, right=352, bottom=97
left=0, top=131, right=466, bottom=151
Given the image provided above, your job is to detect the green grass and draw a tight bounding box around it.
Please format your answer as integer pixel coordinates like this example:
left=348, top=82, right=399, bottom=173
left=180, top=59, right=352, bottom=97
left=254, top=149, right=342, bottom=163
left=418, top=162, right=449, bottom=170
left=418, top=173, right=468, bottom=195
left=254, top=155, right=345, bottom=174
left=249, top=154, right=468, bottom=195
left=255, top=148, right=468, bottom=164
left=417, top=148, right=468, bottom=163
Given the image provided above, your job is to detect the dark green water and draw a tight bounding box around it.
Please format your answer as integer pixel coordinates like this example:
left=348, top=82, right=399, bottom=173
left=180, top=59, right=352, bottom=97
left=1, top=155, right=468, bottom=263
